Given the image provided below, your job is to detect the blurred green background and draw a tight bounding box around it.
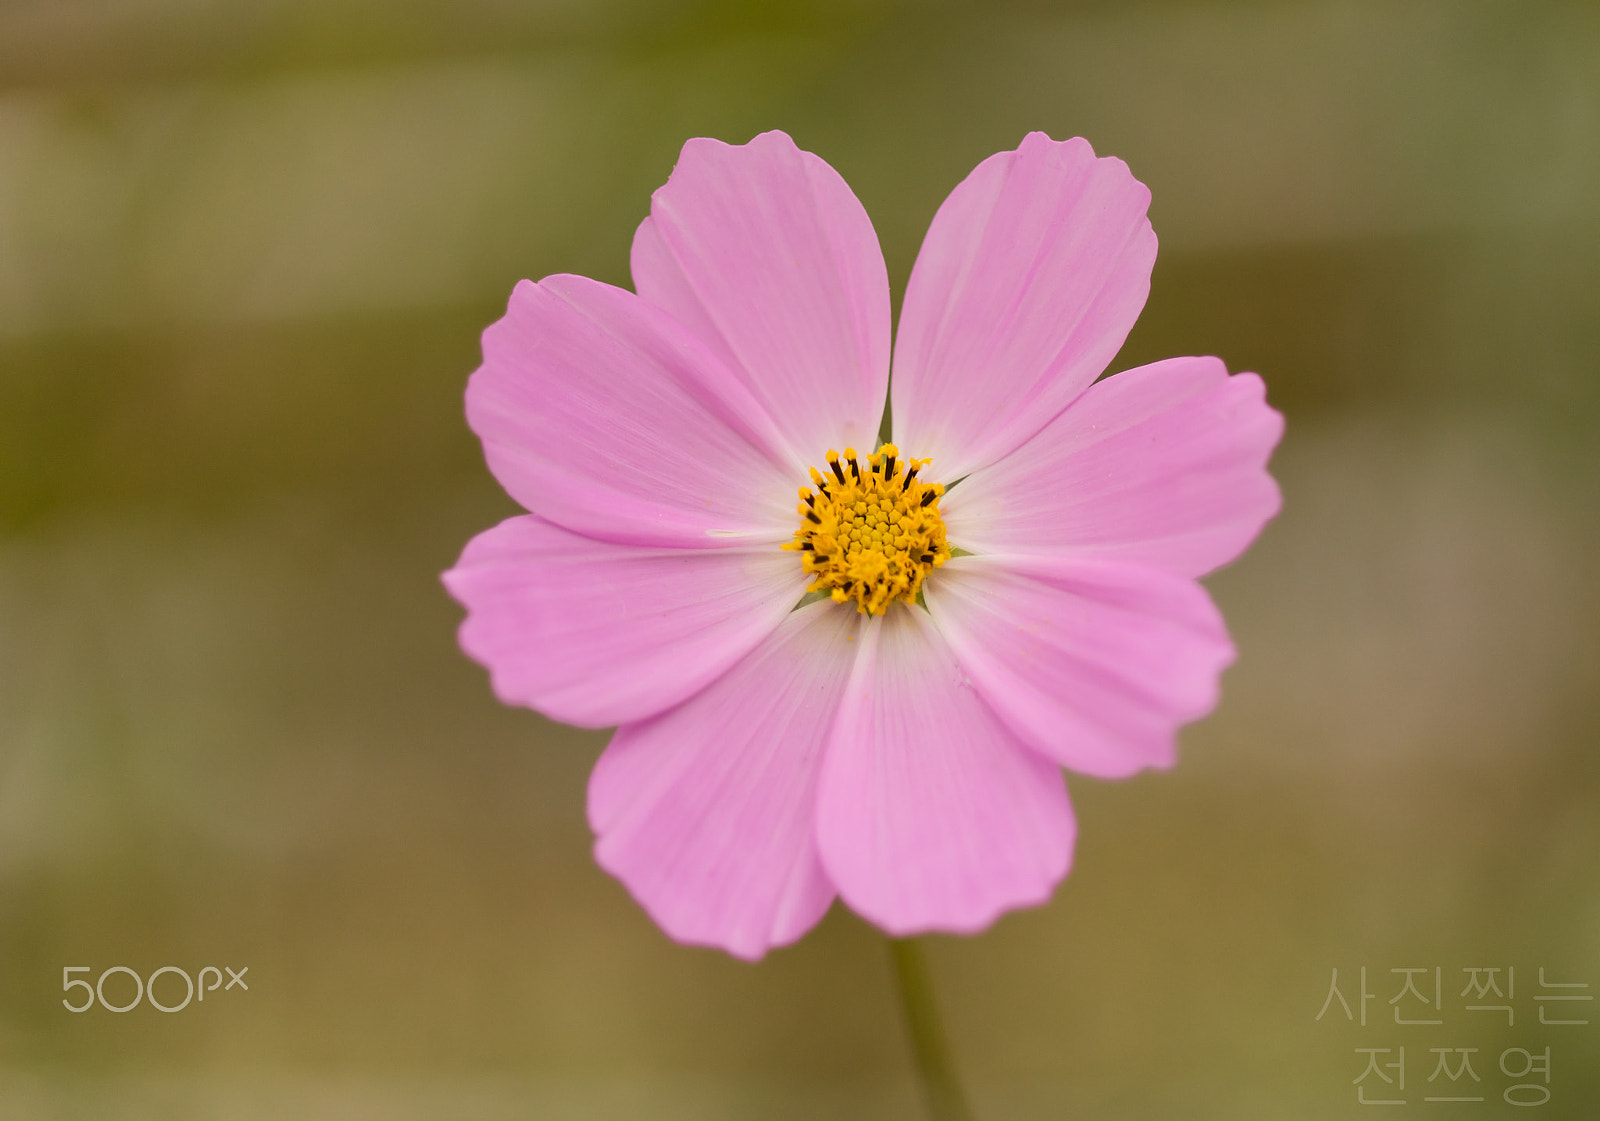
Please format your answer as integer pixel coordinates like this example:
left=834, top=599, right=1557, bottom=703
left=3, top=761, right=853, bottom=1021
left=1, top=0, right=1597, bottom=1117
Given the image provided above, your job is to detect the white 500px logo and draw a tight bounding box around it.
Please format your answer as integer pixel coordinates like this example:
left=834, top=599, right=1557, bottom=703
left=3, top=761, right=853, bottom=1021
left=62, top=965, right=248, bottom=1013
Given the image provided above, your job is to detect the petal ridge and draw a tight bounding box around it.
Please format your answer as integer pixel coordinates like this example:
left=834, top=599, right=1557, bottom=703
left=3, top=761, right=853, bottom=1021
left=816, top=607, right=1076, bottom=935
left=925, top=554, right=1236, bottom=778
left=941, top=356, right=1284, bottom=577
left=469, top=273, right=801, bottom=548
left=892, top=133, right=1157, bottom=479
left=588, top=602, right=859, bottom=960
left=632, top=130, right=891, bottom=463
left=443, top=514, right=806, bottom=728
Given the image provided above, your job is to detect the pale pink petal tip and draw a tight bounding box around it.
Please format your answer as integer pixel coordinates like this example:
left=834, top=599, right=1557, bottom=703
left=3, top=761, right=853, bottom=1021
left=587, top=604, right=859, bottom=960
left=441, top=515, right=806, bottom=729
left=891, top=132, right=1158, bottom=479
left=927, top=555, right=1236, bottom=779
left=631, top=129, right=891, bottom=464
left=943, top=355, right=1284, bottom=578
left=467, top=273, right=796, bottom=549
left=817, top=610, right=1076, bottom=936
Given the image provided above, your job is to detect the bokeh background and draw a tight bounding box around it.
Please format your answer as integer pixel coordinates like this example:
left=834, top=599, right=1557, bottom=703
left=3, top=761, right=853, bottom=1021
left=1, top=0, right=1597, bottom=1117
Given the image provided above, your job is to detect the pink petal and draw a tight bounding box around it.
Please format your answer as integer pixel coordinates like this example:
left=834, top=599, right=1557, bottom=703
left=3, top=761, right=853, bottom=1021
left=816, top=607, right=1075, bottom=936
left=941, top=356, right=1284, bottom=577
left=469, top=273, right=801, bottom=549
left=631, top=131, right=891, bottom=463
left=890, top=133, right=1158, bottom=480
left=924, top=555, right=1235, bottom=779
left=589, top=602, right=859, bottom=961
left=442, top=515, right=806, bottom=728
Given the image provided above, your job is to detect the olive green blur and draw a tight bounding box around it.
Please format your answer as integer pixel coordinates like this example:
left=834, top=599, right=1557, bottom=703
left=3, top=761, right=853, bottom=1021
left=1, top=1, right=1596, bottom=1117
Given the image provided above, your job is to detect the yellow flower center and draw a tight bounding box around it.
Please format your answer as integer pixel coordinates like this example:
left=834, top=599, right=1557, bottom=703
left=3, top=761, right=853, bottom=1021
left=783, top=443, right=950, bottom=615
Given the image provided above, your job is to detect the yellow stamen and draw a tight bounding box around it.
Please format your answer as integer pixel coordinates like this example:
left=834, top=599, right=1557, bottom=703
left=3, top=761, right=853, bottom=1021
left=781, top=443, right=950, bottom=615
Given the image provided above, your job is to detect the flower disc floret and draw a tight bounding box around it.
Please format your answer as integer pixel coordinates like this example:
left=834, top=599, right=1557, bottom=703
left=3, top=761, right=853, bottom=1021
left=784, top=443, right=950, bottom=615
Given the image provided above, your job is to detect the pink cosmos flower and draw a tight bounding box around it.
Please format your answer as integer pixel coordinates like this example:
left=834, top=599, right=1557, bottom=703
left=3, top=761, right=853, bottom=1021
left=443, top=131, right=1282, bottom=960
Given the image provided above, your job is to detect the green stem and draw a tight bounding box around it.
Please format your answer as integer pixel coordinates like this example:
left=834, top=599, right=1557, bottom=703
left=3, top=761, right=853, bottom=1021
left=887, top=936, right=975, bottom=1121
